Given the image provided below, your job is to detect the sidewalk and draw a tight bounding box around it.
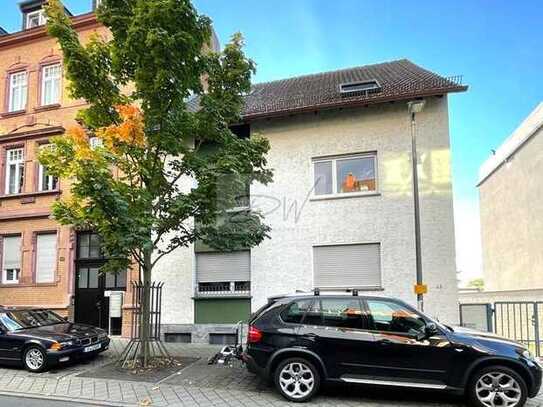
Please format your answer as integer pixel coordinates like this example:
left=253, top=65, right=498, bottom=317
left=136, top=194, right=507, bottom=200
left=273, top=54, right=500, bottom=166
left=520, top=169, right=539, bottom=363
left=0, top=339, right=541, bottom=407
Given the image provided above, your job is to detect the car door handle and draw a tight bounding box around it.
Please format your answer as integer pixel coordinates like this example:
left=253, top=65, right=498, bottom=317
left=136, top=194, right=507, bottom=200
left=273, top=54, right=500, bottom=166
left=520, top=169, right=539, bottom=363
left=304, top=333, right=318, bottom=339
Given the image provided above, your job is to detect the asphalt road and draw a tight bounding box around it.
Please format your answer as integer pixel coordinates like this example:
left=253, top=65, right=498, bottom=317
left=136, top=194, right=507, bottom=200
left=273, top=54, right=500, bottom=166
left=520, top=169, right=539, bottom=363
left=0, top=395, right=103, bottom=406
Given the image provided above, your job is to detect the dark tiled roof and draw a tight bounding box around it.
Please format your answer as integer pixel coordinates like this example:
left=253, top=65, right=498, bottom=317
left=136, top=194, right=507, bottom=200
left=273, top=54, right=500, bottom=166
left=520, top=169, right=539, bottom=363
left=187, top=59, right=467, bottom=121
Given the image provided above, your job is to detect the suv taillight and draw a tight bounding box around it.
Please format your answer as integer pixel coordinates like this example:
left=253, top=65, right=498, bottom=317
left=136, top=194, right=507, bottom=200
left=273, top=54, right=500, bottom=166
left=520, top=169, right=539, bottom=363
left=247, top=325, right=263, bottom=343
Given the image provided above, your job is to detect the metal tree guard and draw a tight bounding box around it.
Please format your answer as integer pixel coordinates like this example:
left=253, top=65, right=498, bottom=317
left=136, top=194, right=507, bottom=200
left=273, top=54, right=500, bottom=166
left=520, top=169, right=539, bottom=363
left=118, top=281, right=172, bottom=368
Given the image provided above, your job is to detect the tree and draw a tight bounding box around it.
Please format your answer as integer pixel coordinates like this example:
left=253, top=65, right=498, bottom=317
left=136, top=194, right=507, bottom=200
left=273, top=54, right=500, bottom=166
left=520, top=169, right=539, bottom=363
left=41, top=0, right=272, bottom=367
left=467, top=278, right=484, bottom=290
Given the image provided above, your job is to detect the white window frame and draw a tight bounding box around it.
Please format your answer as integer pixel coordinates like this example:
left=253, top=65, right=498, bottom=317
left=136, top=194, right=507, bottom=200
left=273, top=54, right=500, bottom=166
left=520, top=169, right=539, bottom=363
left=26, top=9, right=47, bottom=29
left=8, top=71, right=28, bottom=112
left=37, top=145, right=58, bottom=192
left=5, top=148, right=25, bottom=195
left=41, top=63, right=62, bottom=106
left=312, top=152, right=378, bottom=199
left=2, top=235, right=22, bottom=285
left=35, top=232, right=57, bottom=284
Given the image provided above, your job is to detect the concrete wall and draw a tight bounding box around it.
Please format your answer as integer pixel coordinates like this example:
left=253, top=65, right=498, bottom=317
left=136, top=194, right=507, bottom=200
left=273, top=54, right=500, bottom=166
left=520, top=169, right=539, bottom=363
left=479, top=127, right=543, bottom=291
left=459, top=289, right=543, bottom=304
left=155, top=95, right=460, bottom=333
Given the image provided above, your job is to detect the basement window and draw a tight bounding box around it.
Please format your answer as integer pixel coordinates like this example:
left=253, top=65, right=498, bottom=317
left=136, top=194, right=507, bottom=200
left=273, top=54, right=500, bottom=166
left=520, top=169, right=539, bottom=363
left=339, top=80, right=380, bottom=95
left=209, top=333, right=237, bottom=345
left=164, top=333, right=192, bottom=343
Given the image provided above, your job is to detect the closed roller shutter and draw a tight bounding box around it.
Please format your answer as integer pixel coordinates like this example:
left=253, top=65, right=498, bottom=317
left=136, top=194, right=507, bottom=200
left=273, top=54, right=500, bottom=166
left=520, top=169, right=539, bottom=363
left=313, top=243, right=381, bottom=289
left=36, top=233, right=57, bottom=283
left=196, top=251, right=250, bottom=282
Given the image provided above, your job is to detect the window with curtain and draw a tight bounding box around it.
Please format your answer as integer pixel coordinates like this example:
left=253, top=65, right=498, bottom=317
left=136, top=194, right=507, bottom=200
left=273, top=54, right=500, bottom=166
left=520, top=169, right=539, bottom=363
left=2, top=236, right=22, bottom=284
left=5, top=148, right=25, bottom=195
left=36, top=233, right=57, bottom=283
left=41, top=64, right=61, bottom=106
left=8, top=71, right=28, bottom=112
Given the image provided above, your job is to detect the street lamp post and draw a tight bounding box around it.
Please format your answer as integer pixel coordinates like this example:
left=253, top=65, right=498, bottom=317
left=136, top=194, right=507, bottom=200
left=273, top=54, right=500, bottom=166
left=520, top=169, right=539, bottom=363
left=408, top=100, right=426, bottom=312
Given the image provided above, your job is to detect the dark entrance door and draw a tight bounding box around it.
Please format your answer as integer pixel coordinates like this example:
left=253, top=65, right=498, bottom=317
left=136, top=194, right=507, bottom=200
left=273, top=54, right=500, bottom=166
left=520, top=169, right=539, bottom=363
left=74, top=232, right=127, bottom=335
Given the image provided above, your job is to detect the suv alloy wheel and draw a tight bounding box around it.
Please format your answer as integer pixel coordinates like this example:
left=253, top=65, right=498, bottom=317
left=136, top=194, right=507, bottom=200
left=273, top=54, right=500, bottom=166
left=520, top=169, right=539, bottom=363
left=23, top=346, right=48, bottom=373
left=274, top=357, right=320, bottom=402
left=468, top=365, right=528, bottom=407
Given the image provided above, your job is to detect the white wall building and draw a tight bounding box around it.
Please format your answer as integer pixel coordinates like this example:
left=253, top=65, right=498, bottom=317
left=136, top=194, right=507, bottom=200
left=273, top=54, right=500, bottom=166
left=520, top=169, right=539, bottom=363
left=153, top=59, right=467, bottom=343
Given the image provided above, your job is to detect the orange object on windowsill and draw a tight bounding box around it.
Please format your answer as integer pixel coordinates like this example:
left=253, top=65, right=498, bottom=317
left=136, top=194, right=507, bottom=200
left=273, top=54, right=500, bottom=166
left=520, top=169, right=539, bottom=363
left=342, top=173, right=358, bottom=192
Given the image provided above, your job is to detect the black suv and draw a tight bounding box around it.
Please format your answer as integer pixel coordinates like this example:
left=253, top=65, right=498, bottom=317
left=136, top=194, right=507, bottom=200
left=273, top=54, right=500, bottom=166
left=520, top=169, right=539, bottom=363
left=241, top=293, right=542, bottom=406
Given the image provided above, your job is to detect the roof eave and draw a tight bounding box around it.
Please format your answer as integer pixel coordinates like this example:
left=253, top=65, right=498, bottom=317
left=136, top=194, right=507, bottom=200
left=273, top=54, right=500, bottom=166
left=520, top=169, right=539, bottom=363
left=0, top=12, right=97, bottom=49
left=242, top=85, right=468, bottom=122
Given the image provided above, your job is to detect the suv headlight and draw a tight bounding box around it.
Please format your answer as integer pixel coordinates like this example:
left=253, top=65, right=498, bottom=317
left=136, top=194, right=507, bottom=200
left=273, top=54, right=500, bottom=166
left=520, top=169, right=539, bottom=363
left=521, top=349, right=542, bottom=367
left=98, top=332, right=107, bottom=340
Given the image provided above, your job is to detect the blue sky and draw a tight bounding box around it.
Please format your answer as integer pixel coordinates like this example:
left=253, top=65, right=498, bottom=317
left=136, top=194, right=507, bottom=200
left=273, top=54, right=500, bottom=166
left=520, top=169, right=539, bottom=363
left=2, top=0, right=541, bottom=283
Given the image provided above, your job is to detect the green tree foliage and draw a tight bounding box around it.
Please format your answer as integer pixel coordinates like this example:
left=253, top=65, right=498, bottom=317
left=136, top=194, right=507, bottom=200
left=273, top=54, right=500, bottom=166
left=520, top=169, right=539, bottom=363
left=467, top=278, right=484, bottom=289
left=41, top=0, right=272, bottom=365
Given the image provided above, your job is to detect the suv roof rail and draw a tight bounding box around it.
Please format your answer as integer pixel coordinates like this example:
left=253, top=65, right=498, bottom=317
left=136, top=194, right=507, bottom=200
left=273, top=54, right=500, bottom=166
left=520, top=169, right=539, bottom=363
left=313, top=288, right=320, bottom=296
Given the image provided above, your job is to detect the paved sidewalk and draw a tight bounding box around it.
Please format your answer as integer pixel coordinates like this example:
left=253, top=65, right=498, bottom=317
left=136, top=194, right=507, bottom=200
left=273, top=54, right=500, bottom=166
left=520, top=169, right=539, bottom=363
left=0, top=339, right=541, bottom=407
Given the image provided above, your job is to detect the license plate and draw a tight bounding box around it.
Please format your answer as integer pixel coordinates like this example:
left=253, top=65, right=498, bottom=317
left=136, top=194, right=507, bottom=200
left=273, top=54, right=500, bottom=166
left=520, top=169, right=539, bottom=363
left=83, top=343, right=101, bottom=353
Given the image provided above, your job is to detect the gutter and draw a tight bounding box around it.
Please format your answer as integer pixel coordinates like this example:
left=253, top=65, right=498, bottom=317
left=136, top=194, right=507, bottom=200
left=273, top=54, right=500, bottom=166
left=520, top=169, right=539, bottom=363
left=0, top=12, right=98, bottom=50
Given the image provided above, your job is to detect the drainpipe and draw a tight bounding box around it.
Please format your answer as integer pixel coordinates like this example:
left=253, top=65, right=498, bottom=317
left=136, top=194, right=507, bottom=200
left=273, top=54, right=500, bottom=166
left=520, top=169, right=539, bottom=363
left=408, top=100, right=426, bottom=312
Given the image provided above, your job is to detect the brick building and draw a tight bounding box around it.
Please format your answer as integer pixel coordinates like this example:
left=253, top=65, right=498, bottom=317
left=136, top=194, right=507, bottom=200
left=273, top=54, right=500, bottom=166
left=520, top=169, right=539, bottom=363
left=0, top=0, right=138, bottom=336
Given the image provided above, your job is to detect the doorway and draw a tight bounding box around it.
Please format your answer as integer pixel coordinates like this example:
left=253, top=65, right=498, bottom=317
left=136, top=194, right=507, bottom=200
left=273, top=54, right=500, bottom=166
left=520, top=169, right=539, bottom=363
left=74, top=232, right=127, bottom=335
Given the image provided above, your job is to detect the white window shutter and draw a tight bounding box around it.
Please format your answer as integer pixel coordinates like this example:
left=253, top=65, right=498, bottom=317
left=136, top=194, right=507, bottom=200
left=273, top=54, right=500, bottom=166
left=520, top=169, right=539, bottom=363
left=36, top=233, right=57, bottom=283
left=313, top=243, right=381, bottom=289
left=196, top=251, right=250, bottom=282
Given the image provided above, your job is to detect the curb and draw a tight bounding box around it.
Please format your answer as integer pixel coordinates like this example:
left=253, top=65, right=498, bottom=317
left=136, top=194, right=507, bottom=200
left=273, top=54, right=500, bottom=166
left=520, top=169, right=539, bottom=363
left=0, top=390, right=135, bottom=406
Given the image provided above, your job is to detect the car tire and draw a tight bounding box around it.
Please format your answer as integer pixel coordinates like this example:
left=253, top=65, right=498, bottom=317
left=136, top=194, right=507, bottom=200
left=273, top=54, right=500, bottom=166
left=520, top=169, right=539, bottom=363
left=23, top=346, right=48, bottom=373
left=274, top=357, right=320, bottom=402
left=467, top=365, right=527, bottom=407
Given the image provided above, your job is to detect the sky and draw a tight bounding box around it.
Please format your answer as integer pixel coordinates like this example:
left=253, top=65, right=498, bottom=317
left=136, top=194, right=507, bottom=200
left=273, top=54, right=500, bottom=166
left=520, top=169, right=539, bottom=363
left=1, top=0, right=541, bottom=285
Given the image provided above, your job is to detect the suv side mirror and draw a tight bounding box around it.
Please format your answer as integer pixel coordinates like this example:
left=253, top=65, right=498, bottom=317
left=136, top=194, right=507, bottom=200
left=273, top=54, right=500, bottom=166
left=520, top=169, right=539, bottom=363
left=416, top=322, right=438, bottom=341
left=425, top=322, right=438, bottom=337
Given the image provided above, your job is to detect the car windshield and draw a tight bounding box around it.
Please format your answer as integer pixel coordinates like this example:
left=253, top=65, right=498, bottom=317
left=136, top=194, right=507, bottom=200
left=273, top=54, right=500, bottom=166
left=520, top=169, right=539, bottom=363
left=0, top=310, right=65, bottom=331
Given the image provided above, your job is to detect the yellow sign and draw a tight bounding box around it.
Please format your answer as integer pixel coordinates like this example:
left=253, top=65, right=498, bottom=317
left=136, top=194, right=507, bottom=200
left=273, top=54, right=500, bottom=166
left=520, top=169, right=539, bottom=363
left=414, top=284, right=428, bottom=295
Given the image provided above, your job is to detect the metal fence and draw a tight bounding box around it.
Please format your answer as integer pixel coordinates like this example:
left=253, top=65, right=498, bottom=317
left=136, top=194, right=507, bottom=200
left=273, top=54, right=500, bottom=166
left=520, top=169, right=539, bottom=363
left=460, top=301, right=543, bottom=357
left=130, top=281, right=164, bottom=340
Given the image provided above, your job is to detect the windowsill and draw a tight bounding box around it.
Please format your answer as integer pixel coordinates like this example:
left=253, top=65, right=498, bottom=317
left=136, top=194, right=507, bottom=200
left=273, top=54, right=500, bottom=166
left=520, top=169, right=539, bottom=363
left=226, top=206, right=250, bottom=213
left=34, top=104, right=61, bottom=113
left=0, top=190, right=61, bottom=201
left=193, top=294, right=252, bottom=300
left=310, top=191, right=381, bottom=201
left=0, top=282, right=58, bottom=288
left=1, top=109, right=27, bottom=119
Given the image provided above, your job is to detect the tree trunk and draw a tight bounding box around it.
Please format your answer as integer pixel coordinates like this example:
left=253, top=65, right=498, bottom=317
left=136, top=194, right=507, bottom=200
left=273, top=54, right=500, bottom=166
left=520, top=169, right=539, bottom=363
left=139, top=248, right=152, bottom=367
